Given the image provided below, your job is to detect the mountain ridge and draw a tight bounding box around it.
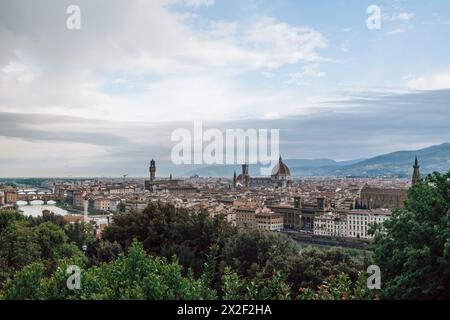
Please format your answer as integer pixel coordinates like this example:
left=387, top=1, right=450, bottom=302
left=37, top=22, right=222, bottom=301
left=183, top=143, right=450, bottom=177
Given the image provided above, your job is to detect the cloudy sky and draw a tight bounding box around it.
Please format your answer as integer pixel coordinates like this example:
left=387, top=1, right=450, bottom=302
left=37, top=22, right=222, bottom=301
left=1, top=0, right=450, bottom=177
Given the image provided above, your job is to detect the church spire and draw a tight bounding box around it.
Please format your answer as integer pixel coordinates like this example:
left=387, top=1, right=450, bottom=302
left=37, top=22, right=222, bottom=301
left=412, top=156, right=420, bottom=186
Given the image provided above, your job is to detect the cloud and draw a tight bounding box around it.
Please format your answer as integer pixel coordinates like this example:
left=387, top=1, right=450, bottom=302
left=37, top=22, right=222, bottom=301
left=243, top=16, right=328, bottom=68
left=340, top=40, right=350, bottom=53
left=286, top=64, right=326, bottom=85
left=383, top=10, right=414, bottom=36
left=178, top=0, right=215, bottom=7
left=386, top=27, right=406, bottom=35
left=0, top=1, right=328, bottom=122
left=384, top=12, right=415, bottom=22
left=2, top=89, right=449, bottom=176
left=0, top=136, right=107, bottom=161
left=407, top=73, right=450, bottom=90
left=0, top=112, right=130, bottom=146
left=1, top=1, right=447, bottom=176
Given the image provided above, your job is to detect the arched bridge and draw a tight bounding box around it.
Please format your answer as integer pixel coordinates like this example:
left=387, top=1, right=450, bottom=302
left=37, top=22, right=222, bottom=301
left=17, top=192, right=62, bottom=205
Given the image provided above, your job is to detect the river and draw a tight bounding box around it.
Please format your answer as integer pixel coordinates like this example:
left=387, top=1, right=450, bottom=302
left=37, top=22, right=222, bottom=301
left=17, top=200, right=69, bottom=217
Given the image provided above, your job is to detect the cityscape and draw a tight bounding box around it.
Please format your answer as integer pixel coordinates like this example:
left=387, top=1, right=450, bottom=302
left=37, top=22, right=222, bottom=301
left=0, top=155, right=421, bottom=245
left=1, top=0, right=450, bottom=310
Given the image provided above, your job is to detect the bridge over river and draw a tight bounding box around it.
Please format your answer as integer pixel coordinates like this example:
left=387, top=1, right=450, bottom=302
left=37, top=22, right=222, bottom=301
left=16, top=188, right=62, bottom=205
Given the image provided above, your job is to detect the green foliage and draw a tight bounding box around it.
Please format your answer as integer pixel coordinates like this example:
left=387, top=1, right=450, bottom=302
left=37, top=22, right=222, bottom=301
left=372, top=172, right=450, bottom=299
left=104, top=202, right=235, bottom=275
left=0, top=210, right=26, bottom=229
left=222, top=228, right=299, bottom=278
left=0, top=262, right=46, bottom=300
left=117, top=202, right=126, bottom=213
left=297, top=272, right=371, bottom=300
left=286, top=247, right=366, bottom=295
left=1, top=241, right=216, bottom=300
left=90, top=240, right=123, bottom=265
left=222, top=228, right=366, bottom=298
left=0, top=220, right=41, bottom=285
left=0, top=202, right=373, bottom=300
left=0, top=211, right=85, bottom=288
left=65, top=222, right=95, bottom=248
left=28, top=211, right=67, bottom=229
left=222, top=267, right=291, bottom=300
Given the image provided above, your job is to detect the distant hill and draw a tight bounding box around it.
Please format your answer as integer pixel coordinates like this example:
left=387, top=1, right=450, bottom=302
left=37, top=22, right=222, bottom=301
left=183, top=143, right=450, bottom=177
left=328, top=143, right=450, bottom=177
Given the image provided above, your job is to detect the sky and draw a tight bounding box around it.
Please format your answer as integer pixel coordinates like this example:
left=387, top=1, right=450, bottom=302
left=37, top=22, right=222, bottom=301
left=0, top=0, right=450, bottom=177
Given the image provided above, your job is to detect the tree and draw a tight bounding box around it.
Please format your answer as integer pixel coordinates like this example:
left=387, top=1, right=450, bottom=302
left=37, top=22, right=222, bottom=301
left=90, top=240, right=122, bottom=265
left=104, top=202, right=235, bottom=275
left=221, top=267, right=291, bottom=300
left=0, top=220, right=41, bottom=285
left=1, top=205, right=370, bottom=300
left=0, top=241, right=217, bottom=300
left=221, top=228, right=299, bottom=278
left=286, top=247, right=367, bottom=296
left=117, top=202, right=126, bottom=213
left=297, top=272, right=371, bottom=300
left=221, top=228, right=366, bottom=297
left=65, top=222, right=97, bottom=256
left=0, top=211, right=85, bottom=288
left=28, top=211, right=66, bottom=229
left=0, top=262, right=46, bottom=300
left=372, top=171, right=450, bottom=299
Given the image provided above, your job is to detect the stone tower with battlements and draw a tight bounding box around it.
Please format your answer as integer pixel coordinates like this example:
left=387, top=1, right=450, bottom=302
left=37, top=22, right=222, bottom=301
left=149, top=159, right=156, bottom=182
left=412, top=156, right=420, bottom=186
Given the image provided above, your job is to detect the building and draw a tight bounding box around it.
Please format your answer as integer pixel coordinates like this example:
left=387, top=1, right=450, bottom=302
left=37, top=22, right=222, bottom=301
left=144, top=159, right=189, bottom=192
left=356, top=157, right=420, bottom=209
left=73, top=191, right=85, bottom=208
left=255, top=208, right=284, bottom=231
left=271, top=156, right=293, bottom=188
left=235, top=206, right=284, bottom=231
left=357, top=185, right=407, bottom=209
left=314, top=212, right=347, bottom=237
left=235, top=164, right=261, bottom=187
left=149, top=158, right=156, bottom=182
left=234, top=156, right=293, bottom=188
left=313, top=208, right=391, bottom=239
left=93, top=197, right=110, bottom=211
left=347, top=209, right=391, bottom=239
left=235, top=206, right=257, bottom=228
left=163, top=185, right=199, bottom=194
left=63, top=215, right=85, bottom=224
left=108, top=186, right=135, bottom=195
left=226, top=211, right=236, bottom=225
left=0, top=186, right=18, bottom=205
left=4, top=188, right=18, bottom=204
left=268, top=196, right=330, bottom=231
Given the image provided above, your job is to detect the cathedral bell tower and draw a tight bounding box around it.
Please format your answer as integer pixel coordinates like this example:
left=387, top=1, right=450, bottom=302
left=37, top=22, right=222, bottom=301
left=242, top=164, right=250, bottom=187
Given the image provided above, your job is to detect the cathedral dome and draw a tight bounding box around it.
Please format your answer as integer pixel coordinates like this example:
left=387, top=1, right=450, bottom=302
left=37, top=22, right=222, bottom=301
left=271, top=156, right=291, bottom=177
